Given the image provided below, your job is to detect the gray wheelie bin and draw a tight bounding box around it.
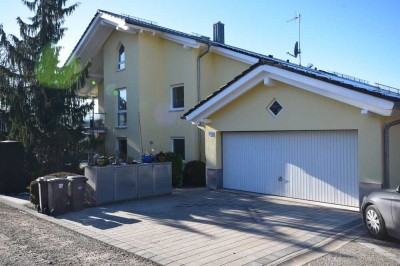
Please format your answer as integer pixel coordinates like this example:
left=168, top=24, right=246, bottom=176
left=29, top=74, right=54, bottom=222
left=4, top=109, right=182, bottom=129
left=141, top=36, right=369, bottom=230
left=47, top=178, right=70, bottom=216
left=67, top=175, right=88, bottom=212
left=36, top=176, right=53, bottom=214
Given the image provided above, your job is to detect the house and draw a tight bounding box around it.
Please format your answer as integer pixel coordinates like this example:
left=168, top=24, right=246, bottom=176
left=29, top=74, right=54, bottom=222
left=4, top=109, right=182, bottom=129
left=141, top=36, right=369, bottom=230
left=72, top=10, right=400, bottom=207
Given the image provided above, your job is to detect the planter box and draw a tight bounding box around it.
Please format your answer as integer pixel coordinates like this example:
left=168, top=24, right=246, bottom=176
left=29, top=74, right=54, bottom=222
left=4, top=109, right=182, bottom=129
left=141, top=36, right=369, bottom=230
left=84, top=163, right=172, bottom=205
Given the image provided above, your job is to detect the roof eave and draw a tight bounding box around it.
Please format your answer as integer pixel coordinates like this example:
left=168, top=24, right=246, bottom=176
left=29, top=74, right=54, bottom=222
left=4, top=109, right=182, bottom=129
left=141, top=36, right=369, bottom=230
left=66, top=12, right=102, bottom=65
left=185, top=64, right=397, bottom=122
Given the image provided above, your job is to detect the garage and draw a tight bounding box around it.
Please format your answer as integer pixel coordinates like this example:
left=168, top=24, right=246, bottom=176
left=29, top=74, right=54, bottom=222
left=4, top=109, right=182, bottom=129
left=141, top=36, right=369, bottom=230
left=184, top=62, right=400, bottom=208
left=222, top=130, right=359, bottom=207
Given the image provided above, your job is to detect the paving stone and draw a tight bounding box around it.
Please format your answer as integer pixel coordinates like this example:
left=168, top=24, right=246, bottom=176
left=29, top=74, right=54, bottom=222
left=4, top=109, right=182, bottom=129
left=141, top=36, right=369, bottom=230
left=149, top=255, right=168, bottom=263
left=166, top=261, right=184, bottom=266
left=255, top=255, right=277, bottom=265
left=135, top=249, right=152, bottom=256
left=114, top=242, right=133, bottom=250
left=260, top=245, right=301, bottom=262
left=243, top=261, right=263, bottom=266
left=127, top=246, right=142, bottom=253
left=157, top=257, right=175, bottom=265
left=213, top=242, right=292, bottom=265
left=140, top=252, right=157, bottom=259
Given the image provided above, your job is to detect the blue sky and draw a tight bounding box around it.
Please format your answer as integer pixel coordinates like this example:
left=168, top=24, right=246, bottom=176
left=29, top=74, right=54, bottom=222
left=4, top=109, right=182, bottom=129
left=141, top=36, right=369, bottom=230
left=1, top=0, right=399, bottom=88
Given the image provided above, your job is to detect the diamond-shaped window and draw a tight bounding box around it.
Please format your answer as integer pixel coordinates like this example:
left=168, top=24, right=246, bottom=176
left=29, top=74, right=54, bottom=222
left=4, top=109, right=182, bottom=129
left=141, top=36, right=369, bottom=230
left=268, top=100, right=282, bottom=117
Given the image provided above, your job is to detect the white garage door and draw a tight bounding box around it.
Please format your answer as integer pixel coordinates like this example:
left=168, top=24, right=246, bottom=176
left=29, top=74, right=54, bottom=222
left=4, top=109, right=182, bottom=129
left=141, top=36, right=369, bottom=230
left=222, top=131, right=359, bottom=207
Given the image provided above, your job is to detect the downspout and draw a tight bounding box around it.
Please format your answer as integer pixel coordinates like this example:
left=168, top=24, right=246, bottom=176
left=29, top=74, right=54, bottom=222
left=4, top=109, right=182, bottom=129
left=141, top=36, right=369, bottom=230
left=196, top=43, right=211, bottom=160
left=383, top=119, right=400, bottom=188
left=197, top=43, right=211, bottom=103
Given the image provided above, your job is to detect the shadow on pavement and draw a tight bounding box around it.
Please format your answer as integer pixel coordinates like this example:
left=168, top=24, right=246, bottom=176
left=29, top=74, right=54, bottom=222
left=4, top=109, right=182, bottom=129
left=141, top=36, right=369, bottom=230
left=58, top=188, right=362, bottom=255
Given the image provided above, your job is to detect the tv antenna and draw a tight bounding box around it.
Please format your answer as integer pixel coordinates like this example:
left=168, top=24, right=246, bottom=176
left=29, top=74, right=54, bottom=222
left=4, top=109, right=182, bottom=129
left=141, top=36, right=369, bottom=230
left=286, top=12, right=301, bottom=65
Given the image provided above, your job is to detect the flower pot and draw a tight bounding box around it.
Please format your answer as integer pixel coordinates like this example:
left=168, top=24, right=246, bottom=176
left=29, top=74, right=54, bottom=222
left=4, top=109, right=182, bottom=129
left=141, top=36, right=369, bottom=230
left=141, top=155, right=155, bottom=163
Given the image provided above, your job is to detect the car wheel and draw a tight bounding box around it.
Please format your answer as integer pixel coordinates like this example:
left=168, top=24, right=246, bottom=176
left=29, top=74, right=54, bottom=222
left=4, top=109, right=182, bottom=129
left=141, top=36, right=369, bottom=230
left=364, top=205, right=386, bottom=239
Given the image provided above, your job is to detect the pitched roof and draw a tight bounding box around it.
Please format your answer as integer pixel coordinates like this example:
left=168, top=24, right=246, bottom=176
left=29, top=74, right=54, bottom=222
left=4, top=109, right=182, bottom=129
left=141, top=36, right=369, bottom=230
left=69, top=10, right=400, bottom=105
left=183, top=59, right=400, bottom=119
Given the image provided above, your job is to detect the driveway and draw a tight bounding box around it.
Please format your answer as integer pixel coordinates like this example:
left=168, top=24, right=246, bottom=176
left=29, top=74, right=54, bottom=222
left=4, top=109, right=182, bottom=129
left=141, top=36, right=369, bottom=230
left=1, top=188, right=360, bottom=265
left=57, top=188, right=359, bottom=265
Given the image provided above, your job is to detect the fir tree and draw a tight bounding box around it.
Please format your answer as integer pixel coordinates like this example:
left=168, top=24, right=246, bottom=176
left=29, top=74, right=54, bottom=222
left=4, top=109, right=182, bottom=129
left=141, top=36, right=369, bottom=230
left=0, top=0, right=92, bottom=178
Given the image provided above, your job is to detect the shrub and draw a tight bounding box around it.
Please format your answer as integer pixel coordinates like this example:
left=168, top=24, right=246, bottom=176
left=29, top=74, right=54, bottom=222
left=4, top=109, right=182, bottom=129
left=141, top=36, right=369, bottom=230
left=183, top=160, right=206, bottom=187
left=46, top=172, right=76, bottom=178
left=164, top=152, right=183, bottom=187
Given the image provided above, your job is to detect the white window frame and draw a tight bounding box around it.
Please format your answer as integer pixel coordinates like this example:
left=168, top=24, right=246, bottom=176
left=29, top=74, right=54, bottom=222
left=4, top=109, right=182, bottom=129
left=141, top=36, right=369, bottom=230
left=117, top=44, right=126, bottom=71
left=116, top=88, right=127, bottom=128
left=267, top=98, right=283, bottom=118
left=171, top=137, right=185, bottom=160
left=170, top=84, right=184, bottom=111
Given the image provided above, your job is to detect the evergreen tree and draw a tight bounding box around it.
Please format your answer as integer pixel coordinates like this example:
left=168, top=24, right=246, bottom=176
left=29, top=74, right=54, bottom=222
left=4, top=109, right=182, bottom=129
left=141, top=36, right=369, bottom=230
left=0, top=0, right=92, bottom=178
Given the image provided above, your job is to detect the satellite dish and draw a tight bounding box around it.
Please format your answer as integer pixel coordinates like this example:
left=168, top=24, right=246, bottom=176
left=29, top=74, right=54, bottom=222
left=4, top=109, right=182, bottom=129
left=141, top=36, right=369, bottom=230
left=294, top=41, right=299, bottom=58
left=286, top=41, right=300, bottom=59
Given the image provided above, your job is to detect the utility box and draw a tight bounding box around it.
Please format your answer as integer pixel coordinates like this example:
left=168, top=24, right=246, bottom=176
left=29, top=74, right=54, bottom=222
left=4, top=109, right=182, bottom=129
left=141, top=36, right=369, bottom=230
left=153, top=163, right=172, bottom=196
left=47, top=178, right=69, bottom=216
left=85, top=166, right=114, bottom=205
left=0, top=141, right=26, bottom=193
left=137, top=164, right=153, bottom=198
left=67, top=175, right=88, bottom=212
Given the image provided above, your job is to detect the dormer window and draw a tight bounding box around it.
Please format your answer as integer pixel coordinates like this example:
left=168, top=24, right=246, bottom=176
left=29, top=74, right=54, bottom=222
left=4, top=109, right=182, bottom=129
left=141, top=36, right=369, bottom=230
left=118, top=45, right=125, bottom=70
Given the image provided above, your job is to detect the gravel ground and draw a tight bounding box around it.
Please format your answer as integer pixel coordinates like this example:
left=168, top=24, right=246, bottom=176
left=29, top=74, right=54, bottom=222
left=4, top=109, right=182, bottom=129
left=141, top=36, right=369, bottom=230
left=307, top=241, right=398, bottom=266
left=307, top=228, right=400, bottom=266
left=0, top=202, right=157, bottom=265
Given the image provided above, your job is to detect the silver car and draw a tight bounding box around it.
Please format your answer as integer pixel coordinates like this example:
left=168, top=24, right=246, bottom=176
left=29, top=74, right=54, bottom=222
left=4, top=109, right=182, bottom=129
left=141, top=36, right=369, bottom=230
left=360, top=185, right=400, bottom=240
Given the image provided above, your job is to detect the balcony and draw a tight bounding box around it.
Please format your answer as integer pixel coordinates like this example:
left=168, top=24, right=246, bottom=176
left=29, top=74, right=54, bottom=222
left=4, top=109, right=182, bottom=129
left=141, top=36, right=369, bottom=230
left=83, top=113, right=106, bottom=134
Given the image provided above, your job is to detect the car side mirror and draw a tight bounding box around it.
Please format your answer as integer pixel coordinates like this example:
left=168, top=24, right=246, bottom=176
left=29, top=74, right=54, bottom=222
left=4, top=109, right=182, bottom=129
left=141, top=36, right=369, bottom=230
left=396, top=185, right=400, bottom=193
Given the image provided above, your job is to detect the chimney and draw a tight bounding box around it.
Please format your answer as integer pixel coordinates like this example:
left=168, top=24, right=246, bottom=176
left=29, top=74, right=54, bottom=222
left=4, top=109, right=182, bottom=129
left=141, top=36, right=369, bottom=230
left=213, top=21, right=225, bottom=44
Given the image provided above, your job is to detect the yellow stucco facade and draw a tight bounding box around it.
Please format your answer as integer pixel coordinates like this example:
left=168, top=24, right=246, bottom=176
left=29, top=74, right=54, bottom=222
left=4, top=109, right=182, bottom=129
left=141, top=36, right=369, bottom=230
left=97, top=30, right=249, bottom=162
left=204, top=81, right=400, bottom=188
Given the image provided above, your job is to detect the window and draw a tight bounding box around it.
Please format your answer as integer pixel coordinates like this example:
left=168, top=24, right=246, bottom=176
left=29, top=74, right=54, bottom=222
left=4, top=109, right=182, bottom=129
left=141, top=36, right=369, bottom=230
left=116, top=89, right=127, bottom=127
left=172, top=138, right=185, bottom=160
left=117, top=138, right=127, bottom=160
left=118, top=45, right=125, bottom=70
left=170, top=85, right=184, bottom=110
left=267, top=99, right=283, bottom=117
